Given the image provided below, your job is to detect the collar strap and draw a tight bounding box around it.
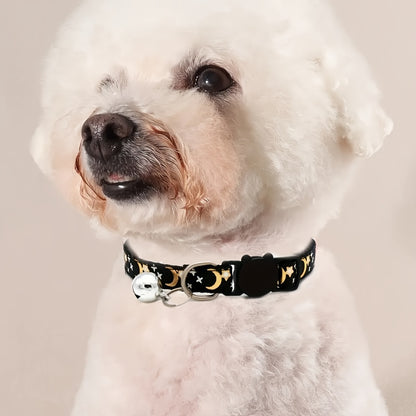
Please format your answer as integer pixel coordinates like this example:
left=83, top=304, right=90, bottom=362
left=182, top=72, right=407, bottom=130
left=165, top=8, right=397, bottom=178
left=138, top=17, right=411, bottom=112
left=124, top=240, right=316, bottom=304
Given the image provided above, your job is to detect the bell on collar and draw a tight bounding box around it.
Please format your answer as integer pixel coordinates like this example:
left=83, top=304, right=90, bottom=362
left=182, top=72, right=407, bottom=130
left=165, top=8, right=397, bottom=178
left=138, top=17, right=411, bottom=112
left=132, top=272, right=161, bottom=302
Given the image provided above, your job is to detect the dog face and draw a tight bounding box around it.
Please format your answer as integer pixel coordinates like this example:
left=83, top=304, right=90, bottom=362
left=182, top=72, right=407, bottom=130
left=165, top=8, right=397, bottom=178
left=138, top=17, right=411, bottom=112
left=32, top=0, right=392, bottom=241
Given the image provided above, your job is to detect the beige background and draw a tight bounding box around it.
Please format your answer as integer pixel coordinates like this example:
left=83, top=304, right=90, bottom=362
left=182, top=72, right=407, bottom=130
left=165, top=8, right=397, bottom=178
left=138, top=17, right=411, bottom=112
left=1, top=0, right=415, bottom=415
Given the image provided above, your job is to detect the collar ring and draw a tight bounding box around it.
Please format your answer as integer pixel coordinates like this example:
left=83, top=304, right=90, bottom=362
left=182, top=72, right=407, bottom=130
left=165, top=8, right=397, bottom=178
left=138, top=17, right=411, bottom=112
left=181, top=262, right=220, bottom=301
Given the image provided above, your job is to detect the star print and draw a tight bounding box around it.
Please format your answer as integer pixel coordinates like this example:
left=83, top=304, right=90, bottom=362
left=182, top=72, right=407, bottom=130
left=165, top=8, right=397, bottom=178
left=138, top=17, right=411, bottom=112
left=190, top=270, right=196, bottom=276
left=196, top=276, right=203, bottom=284
left=157, top=272, right=162, bottom=279
left=187, top=283, right=193, bottom=290
left=151, top=266, right=157, bottom=272
left=222, top=270, right=231, bottom=280
left=284, top=266, right=294, bottom=278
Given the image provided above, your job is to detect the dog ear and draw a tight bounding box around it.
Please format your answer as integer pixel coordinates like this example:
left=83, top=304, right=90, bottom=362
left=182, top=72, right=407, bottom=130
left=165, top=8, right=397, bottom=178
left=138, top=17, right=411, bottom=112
left=321, top=49, right=393, bottom=158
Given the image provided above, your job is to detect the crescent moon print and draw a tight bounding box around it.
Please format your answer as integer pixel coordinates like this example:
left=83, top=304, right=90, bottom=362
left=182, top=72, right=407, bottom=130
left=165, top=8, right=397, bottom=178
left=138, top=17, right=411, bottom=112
left=300, top=256, right=311, bottom=278
left=205, top=269, right=231, bottom=290
left=165, top=267, right=180, bottom=287
left=136, top=260, right=149, bottom=274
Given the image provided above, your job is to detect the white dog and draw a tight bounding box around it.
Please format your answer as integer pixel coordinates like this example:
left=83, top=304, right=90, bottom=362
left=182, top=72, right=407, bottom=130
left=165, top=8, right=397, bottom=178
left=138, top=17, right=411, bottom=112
left=32, top=0, right=392, bottom=414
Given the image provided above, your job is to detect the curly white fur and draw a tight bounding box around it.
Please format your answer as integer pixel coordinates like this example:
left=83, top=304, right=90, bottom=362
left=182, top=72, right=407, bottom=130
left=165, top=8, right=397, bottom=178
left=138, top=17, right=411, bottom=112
left=32, top=0, right=392, bottom=415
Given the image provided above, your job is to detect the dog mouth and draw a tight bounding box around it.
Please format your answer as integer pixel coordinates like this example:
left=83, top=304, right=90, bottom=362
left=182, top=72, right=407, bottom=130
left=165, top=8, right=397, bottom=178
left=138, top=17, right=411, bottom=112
left=79, top=112, right=184, bottom=203
left=99, top=174, right=154, bottom=201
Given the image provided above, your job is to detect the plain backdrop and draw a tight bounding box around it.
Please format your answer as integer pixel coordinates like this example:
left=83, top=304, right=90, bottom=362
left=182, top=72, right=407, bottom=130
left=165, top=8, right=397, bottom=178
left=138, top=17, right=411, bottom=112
left=1, top=0, right=415, bottom=415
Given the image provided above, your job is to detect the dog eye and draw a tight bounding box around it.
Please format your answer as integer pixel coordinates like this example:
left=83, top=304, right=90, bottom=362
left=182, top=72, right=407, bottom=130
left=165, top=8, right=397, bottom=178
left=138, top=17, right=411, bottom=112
left=193, top=66, right=234, bottom=93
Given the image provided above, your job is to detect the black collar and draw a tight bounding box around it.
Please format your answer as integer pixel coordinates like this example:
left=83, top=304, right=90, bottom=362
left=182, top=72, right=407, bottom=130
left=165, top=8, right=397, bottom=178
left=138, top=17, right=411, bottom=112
left=124, top=240, right=316, bottom=306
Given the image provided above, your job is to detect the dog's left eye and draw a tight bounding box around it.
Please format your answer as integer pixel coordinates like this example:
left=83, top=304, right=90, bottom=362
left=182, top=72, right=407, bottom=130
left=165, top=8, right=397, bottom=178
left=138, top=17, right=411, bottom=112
left=193, top=66, right=234, bottom=94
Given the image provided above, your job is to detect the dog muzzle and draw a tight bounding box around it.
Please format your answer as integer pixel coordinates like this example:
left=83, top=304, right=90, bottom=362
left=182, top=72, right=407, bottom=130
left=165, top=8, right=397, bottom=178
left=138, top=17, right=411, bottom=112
left=123, top=240, right=316, bottom=307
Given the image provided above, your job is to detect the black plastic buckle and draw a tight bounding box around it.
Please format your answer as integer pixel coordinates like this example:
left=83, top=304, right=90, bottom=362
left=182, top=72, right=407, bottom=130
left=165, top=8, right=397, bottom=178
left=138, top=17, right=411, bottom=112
left=238, top=253, right=277, bottom=297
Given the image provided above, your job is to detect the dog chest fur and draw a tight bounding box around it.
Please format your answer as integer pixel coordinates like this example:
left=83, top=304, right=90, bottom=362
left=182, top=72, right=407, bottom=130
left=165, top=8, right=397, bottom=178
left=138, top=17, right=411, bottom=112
left=70, top=250, right=385, bottom=416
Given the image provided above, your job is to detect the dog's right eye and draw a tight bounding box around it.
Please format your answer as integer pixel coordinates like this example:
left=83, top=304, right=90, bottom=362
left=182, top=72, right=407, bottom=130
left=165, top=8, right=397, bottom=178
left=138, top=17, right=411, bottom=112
left=193, top=66, right=234, bottom=94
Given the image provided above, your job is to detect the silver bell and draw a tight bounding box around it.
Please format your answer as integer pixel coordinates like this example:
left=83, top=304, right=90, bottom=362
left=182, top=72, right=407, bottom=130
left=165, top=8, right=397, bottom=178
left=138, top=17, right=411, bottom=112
left=132, top=272, right=161, bottom=302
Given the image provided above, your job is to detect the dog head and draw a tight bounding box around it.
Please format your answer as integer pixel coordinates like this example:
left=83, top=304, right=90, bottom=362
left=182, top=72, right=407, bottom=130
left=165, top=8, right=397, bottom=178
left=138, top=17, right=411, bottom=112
left=32, top=0, right=392, bottom=242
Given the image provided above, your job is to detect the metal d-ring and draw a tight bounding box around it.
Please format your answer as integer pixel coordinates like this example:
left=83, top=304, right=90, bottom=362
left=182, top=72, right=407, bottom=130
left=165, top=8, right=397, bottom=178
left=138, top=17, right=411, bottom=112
left=181, top=262, right=219, bottom=301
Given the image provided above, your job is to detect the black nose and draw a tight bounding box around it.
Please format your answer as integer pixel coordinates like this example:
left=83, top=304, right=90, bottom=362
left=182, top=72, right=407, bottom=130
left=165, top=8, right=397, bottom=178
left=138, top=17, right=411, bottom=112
left=81, top=113, right=135, bottom=161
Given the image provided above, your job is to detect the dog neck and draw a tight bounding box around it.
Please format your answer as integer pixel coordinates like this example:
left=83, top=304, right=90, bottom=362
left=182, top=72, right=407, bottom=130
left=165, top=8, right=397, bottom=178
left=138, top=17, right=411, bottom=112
left=125, top=205, right=322, bottom=265
left=126, top=228, right=315, bottom=266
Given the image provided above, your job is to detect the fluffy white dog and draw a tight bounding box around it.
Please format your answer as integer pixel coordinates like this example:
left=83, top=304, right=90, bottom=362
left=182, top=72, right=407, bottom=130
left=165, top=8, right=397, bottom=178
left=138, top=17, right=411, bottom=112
left=32, top=0, right=393, bottom=414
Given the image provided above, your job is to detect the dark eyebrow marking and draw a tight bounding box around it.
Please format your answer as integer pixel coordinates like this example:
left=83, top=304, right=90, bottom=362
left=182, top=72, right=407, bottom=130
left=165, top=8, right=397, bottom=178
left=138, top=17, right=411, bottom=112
left=98, top=70, right=128, bottom=93
left=98, top=75, right=116, bottom=92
